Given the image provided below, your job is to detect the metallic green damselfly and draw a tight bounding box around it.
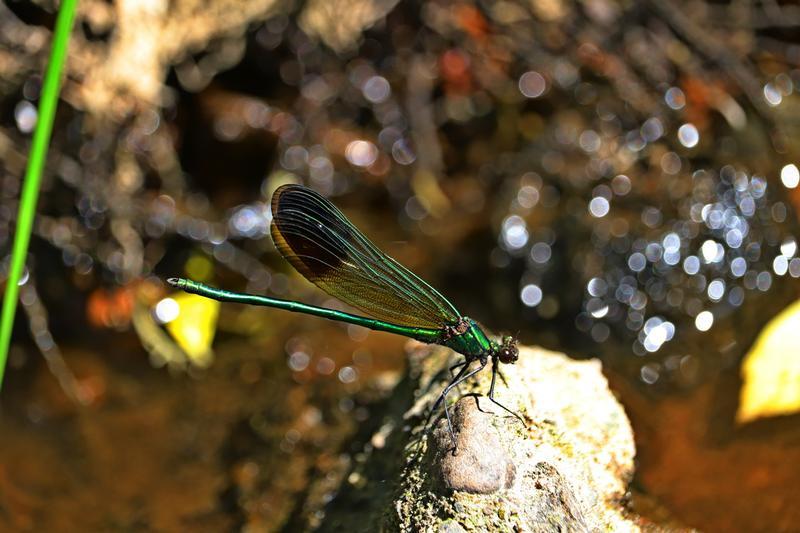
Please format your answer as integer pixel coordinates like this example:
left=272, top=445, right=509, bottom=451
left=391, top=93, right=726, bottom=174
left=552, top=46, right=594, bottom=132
left=169, top=184, right=525, bottom=444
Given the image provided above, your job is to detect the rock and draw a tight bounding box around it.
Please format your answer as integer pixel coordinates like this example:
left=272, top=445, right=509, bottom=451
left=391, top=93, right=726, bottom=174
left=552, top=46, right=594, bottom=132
left=436, top=519, right=466, bottom=533
left=527, top=461, right=590, bottom=532
left=432, top=398, right=516, bottom=494
left=321, top=344, right=641, bottom=532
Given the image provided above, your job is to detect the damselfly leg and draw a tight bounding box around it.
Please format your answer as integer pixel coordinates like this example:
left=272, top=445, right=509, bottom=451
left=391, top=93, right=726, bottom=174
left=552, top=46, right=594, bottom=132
left=487, top=357, right=527, bottom=426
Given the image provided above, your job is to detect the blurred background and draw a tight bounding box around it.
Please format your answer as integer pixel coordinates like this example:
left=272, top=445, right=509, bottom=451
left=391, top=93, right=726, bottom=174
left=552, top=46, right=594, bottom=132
left=1, top=0, right=799, bottom=530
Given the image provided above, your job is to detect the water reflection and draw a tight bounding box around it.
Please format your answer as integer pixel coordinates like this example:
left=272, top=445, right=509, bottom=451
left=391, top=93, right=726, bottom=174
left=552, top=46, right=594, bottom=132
left=484, top=108, right=798, bottom=386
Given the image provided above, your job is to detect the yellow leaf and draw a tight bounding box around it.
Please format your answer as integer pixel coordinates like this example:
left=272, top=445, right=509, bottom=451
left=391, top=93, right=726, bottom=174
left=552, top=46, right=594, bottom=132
left=165, top=291, right=220, bottom=368
left=737, top=299, right=800, bottom=424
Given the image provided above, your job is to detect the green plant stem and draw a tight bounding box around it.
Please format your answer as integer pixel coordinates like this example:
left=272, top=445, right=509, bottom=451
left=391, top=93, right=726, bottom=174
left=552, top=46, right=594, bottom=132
left=0, top=0, right=79, bottom=391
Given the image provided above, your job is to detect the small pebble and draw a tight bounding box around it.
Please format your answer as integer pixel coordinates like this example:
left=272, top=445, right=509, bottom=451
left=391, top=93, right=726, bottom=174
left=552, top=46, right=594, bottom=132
left=433, top=397, right=516, bottom=493
left=437, top=519, right=466, bottom=533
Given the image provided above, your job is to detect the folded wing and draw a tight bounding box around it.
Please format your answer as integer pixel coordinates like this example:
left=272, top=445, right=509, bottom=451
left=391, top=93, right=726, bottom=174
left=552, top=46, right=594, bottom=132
left=270, top=184, right=460, bottom=329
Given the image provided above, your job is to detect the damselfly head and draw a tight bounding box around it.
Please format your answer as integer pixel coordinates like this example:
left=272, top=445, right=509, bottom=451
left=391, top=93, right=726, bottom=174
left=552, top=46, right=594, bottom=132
left=497, top=335, right=519, bottom=364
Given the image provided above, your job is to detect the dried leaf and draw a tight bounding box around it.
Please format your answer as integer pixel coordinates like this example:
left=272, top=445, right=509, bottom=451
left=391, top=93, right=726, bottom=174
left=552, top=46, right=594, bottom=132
left=165, top=292, right=220, bottom=368
left=737, top=299, right=800, bottom=424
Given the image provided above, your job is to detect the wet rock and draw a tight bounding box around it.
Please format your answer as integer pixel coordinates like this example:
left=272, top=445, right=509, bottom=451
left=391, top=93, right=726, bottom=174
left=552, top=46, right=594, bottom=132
left=432, top=398, right=516, bottom=493
left=322, top=344, right=642, bottom=532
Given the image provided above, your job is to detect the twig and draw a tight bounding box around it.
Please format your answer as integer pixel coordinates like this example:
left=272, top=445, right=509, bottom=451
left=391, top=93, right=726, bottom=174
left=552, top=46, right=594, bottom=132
left=646, top=0, right=772, bottom=122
